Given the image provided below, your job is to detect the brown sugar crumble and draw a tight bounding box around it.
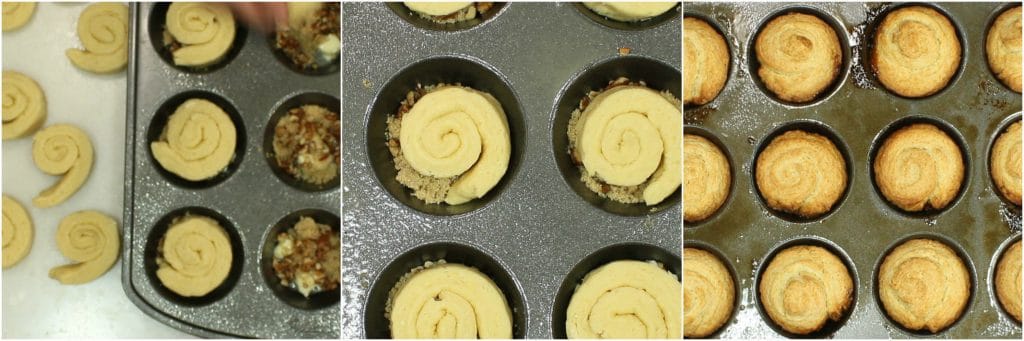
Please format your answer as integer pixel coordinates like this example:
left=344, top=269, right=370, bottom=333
left=273, top=104, right=341, bottom=185
left=272, top=216, right=340, bottom=297
left=275, top=3, right=340, bottom=70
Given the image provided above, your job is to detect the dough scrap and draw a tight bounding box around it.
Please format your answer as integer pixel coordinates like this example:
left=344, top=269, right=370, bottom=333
left=387, top=262, right=513, bottom=338
left=156, top=215, right=233, bottom=297
left=49, top=210, right=119, bottom=284
left=150, top=98, right=236, bottom=181
left=165, top=2, right=236, bottom=67
left=66, top=3, right=128, bottom=73
left=2, top=71, right=46, bottom=140
left=2, top=195, right=33, bottom=269
left=566, top=260, right=681, bottom=339
left=32, top=124, right=94, bottom=208
left=2, top=2, right=35, bottom=31
left=583, top=2, right=676, bottom=22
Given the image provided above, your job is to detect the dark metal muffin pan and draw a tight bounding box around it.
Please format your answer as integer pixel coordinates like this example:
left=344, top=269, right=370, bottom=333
left=684, top=2, right=1021, bottom=338
left=342, top=2, right=681, bottom=338
left=122, top=3, right=340, bottom=338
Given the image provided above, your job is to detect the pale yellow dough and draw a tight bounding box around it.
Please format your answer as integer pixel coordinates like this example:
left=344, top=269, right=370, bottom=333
left=150, top=98, right=236, bottom=181
left=49, top=210, right=119, bottom=284
left=2, top=2, right=35, bottom=31
left=165, top=2, right=236, bottom=67
left=156, top=215, right=233, bottom=297
left=404, top=2, right=473, bottom=16
left=2, top=195, right=33, bottom=269
left=66, top=3, right=128, bottom=73
left=32, top=124, right=94, bottom=208
left=566, top=260, right=681, bottom=339
left=583, top=2, right=676, bottom=22
left=388, top=262, right=513, bottom=338
left=2, top=71, right=46, bottom=140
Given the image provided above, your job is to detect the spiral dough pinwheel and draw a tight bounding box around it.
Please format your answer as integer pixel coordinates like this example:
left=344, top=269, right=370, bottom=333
left=49, top=210, right=119, bottom=284
left=684, top=134, right=730, bottom=222
left=683, top=17, right=729, bottom=105
left=755, top=13, right=841, bottom=103
left=991, top=121, right=1022, bottom=205
left=874, top=123, right=964, bottom=212
left=156, top=215, right=233, bottom=297
left=32, top=124, right=94, bottom=208
left=566, top=260, right=681, bottom=339
left=872, top=6, right=961, bottom=98
left=388, top=262, right=513, bottom=338
left=878, top=238, right=970, bottom=333
left=986, top=6, right=1022, bottom=93
left=683, top=248, right=734, bottom=338
left=2, top=2, right=35, bottom=31
left=2, top=71, right=46, bottom=140
left=759, top=245, right=853, bottom=335
left=66, top=3, right=128, bottom=73
left=165, top=2, right=236, bottom=67
left=755, top=130, right=846, bottom=218
left=2, top=195, right=33, bottom=269
left=151, top=98, right=237, bottom=181
left=995, top=240, right=1022, bottom=323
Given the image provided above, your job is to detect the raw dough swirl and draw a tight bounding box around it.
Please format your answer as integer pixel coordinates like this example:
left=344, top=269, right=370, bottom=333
left=49, top=210, right=119, bottom=284
left=388, top=262, right=512, bottom=338
left=577, top=86, right=681, bottom=205
left=566, top=260, right=681, bottom=339
left=399, top=86, right=510, bottom=205
left=995, top=240, right=1022, bottom=323
left=2, top=2, right=35, bottom=31
left=66, top=3, right=128, bottom=74
left=683, top=248, right=734, bottom=338
left=156, top=215, right=233, bottom=297
left=684, top=17, right=729, bottom=105
left=878, top=238, right=970, bottom=333
left=165, top=2, right=236, bottom=67
left=872, top=6, right=961, bottom=98
left=755, top=130, right=846, bottom=218
left=992, top=121, right=1022, bottom=205
left=151, top=98, right=236, bottom=181
left=759, top=245, right=853, bottom=335
left=987, top=6, right=1022, bottom=93
left=755, top=13, right=841, bottom=103
left=583, top=2, right=676, bottom=22
left=32, top=124, right=94, bottom=208
left=2, top=71, right=46, bottom=140
left=2, top=195, right=33, bottom=269
left=404, top=2, right=472, bottom=16
left=683, top=134, right=730, bottom=222
left=874, top=123, right=964, bottom=212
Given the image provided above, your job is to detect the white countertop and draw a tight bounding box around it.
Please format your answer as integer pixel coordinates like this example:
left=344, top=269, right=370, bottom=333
left=2, top=3, right=192, bottom=338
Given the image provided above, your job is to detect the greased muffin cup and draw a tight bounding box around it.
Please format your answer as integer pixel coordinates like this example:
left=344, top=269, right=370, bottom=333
left=124, top=3, right=340, bottom=338
left=685, top=2, right=1021, bottom=338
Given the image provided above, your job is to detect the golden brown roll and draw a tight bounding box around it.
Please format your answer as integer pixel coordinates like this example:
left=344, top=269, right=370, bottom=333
left=759, top=245, right=853, bottom=335
left=874, top=123, right=963, bottom=212
left=986, top=6, right=1022, bottom=93
left=755, top=13, right=842, bottom=103
left=995, top=240, right=1022, bottom=323
left=872, top=6, right=961, bottom=98
left=755, top=130, right=846, bottom=218
left=684, top=134, right=730, bottom=222
left=991, top=121, right=1022, bottom=205
left=683, top=248, right=734, bottom=338
left=684, top=17, right=729, bottom=105
left=878, top=238, right=970, bottom=333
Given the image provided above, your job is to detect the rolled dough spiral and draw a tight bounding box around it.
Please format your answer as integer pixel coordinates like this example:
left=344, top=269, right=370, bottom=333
left=683, top=134, right=730, bottom=222
left=66, top=3, right=128, bottom=74
left=986, top=6, right=1022, bottom=93
left=991, top=121, right=1022, bottom=205
left=683, top=248, right=734, bottom=338
left=156, top=215, right=233, bottom=297
left=32, top=124, right=94, bottom=208
left=49, top=210, right=119, bottom=284
left=758, top=245, right=853, bottom=335
left=755, top=13, right=842, bottom=102
left=566, top=260, right=681, bottom=339
left=388, top=262, right=513, bottom=338
left=583, top=2, right=676, bottom=22
left=874, top=123, right=964, bottom=212
left=577, top=86, right=681, bottom=205
left=151, top=98, right=236, bottom=181
left=165, top=2, right=236, bottom=67
left=2, top=2, right=35, bottom=31
left=399, top=86, right=511, bottom=205
left=2, top=71, right=46, bottom=140
left=872, top=6, right=961, bottom=98
left=755, top=130, right=846, bottom=218
left=878, top=238, right=970, bottom=333
left=683, top=17, right=729, bottom=105
left=2, top=195, right=33, bottom=269
left=404, top=2, right=472, bottom=16
left=995, top=240, right=1022, bottom=323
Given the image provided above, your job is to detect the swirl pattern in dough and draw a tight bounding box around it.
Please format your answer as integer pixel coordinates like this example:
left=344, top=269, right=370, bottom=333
left=987, top=6, right=1022, bottom=93
left=66, top=3, right=128, bottom=74
left=566, top=260, right=681, bottom=339
left=872, top=6, right=961, bottom=98
left=2, top=195, right=33, bottom=269
left=684, top=134, right=730, bottom=222
left=755, top=130, right=846, bottom=218
left=387, top=261, right=512, bottom=338
left=164, top=2, right=236, bottom=67
left=995, top=240, right=1022, bottom=323
left=156, top=215, right=233, bottom=297
left=759, top=245, right=853, bottom=335
left=684, top=17, right=729, bottom=105
left=755, top=13, right=841, bottom=103
left=583, top=2, right=676, bottom=22
left=874, top=123, right=964, bottom=212
left=49, top=210, right=119, bottom=284
left=2, top=2, right=35, bottom=31
left=32, top=124, right=94, bottom=208
left=878, top=238, right=970, bottom=333
left=683, top=248, right=734, bottom=338
left=151, top=98, right=237, bottom=182
left=2, top=71, right=46, bottom=140
left=992, top=121, right=1022, bottom=205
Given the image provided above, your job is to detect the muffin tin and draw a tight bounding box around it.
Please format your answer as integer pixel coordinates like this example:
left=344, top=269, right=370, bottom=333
left=684, top=2, right=1022, bottom=338
left=342, top=2, right=681, bottom=338
left=122, top=3, right=340, bottom=338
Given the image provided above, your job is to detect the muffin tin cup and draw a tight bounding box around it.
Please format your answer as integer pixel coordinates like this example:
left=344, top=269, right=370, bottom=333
left=684, top=2, right=1021, bottom=338
left=682, top=241, right=741, bottom=339
left=682, top=11, right=736, bottom=112
left=987, top=232, right=1023, bottom=326
left=259, top=208, right=341, bottom=310
left=386, top=2, right=509, bottom=32
left=573, top=2, right=681, bottom=31
left=683, top=125, right=736, bottom=227
left=986, top=111, right=1023, bottom=212
left=123, top=3, right=340, bottom=338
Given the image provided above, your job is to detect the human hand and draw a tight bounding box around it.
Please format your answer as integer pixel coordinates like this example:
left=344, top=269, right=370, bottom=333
left=226, top=2, right=288, bottom=32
